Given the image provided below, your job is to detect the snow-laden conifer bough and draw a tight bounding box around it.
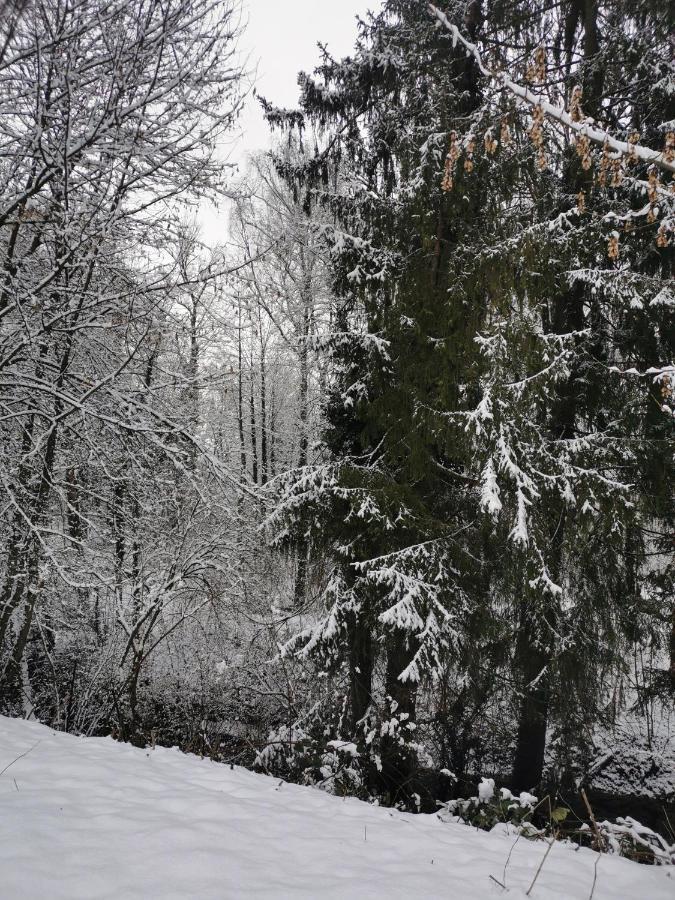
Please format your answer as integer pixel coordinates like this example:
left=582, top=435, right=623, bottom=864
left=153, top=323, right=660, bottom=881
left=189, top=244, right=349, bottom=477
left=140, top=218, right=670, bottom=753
left=427, top=2, right=675, bottom=416
left=427, top=4, right=675, bottom=175
left=1, top=717, right=673, bottom=899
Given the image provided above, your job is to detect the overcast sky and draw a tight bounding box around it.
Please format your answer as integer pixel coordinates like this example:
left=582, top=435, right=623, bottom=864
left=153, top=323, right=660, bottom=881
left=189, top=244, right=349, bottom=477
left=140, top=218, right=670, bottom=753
left=238, top=0, right=376, bottom=154
left=201, top=0, right=377, bottom=241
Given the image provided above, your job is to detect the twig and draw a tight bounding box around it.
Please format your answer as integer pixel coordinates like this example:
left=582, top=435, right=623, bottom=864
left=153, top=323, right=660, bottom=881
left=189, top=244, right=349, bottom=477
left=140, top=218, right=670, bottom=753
left=588, top=852, right=600, bottom=900
left=0, top=740, right=40, bottom=777
left=503, top=831, right=521, bottom=888
left=581, top=788, right=607, bottom=852
left=526, top=837, right=555, bottom=896
left=489, top=874, right=506, bottom=890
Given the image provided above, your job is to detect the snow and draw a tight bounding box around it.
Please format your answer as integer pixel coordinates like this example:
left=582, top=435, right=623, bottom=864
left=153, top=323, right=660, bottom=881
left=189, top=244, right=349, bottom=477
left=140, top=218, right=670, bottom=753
left=478, top=776, right=496, bottom=803
left=326, top=739, right=359, bottom=757
left=588, top=698, right=675, bottom=801
left=1, top=717, right=673, bottom=900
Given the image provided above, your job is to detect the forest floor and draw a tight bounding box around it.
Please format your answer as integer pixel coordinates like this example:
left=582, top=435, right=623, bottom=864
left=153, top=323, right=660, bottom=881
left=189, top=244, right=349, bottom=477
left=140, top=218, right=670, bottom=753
left=1, top=716, right=673, bottom=899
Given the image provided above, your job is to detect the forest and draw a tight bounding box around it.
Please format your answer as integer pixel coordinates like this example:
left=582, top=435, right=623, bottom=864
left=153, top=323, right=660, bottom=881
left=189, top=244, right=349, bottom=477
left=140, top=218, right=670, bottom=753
left=0, top=0, right=673, bottom=858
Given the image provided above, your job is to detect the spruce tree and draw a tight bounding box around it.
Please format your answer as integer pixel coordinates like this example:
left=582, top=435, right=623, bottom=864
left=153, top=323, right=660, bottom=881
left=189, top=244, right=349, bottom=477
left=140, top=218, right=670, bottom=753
left=268, top=0, right=673, bottom=801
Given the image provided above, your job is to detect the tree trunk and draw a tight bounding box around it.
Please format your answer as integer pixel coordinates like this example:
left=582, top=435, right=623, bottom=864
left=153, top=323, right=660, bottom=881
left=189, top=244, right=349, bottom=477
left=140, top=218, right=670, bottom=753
left=237, top=296, right=248, bottom=478
left=249, top=346, right=259, bottom=486
left=293, top=297, right=310, bottom=608
left=187, top=294, right=199, bottom=470
left=511, top=606, right=550, bottom=793
left=259, top=336, right=268, bottom=485
left=347, top=610, right=374, bottom=731
left=269, top=380, right=276, bottom=479
left=379, top=630, right=417, bottom=803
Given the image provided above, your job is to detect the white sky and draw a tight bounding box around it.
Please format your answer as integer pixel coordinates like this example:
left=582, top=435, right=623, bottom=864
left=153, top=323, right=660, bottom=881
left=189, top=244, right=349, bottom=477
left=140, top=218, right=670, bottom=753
left=201, top=0, right=377, bottom=242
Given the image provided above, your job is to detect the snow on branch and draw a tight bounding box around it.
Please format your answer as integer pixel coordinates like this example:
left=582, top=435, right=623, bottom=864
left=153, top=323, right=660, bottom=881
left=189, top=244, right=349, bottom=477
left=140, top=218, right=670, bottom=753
left=428, top=4, right=675, bottom=176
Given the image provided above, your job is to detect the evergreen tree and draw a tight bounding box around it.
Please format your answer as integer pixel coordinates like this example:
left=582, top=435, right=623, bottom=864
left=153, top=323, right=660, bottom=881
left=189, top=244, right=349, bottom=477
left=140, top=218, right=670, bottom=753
left=269, top=0, right=673, bottom=800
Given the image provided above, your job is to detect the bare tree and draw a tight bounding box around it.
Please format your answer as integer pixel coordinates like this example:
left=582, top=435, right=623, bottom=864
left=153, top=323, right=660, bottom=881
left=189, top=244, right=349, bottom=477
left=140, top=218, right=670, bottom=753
left=0, top=0, right=244, bottom=716
left=227, top=152, right=333, bottom=606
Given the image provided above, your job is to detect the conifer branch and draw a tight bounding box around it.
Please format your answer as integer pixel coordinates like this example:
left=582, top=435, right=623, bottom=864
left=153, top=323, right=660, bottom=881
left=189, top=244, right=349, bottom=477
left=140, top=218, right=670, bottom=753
left=429, top=4, right=675, bottom=175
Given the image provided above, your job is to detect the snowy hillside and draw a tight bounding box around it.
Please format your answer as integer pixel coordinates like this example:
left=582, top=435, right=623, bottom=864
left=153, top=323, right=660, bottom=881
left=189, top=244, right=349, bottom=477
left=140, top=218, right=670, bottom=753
left=0, top=717, right=672, bottom=899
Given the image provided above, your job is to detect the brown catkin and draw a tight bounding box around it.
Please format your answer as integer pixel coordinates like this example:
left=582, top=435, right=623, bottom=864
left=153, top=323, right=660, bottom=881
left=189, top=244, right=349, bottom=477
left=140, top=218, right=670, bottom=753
left=569, top=85, right=583, bottom=122
left=656, top=224, right=670, bottom=248
left=463, top=137, right=476, bottom=173
left=607, top=232, right=619, bottom=260
left=664, top=131, right=675, bottom=163
left=627, top=131, right=639, bottom=164
left=442, top=131, right=460, bottom=192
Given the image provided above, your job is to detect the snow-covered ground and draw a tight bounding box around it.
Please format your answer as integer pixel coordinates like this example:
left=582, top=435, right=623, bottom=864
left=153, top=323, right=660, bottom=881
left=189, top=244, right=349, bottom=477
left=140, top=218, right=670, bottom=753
left=0, top=716, right=672, bottom=900
left=589, top=700, right=675, bottom=800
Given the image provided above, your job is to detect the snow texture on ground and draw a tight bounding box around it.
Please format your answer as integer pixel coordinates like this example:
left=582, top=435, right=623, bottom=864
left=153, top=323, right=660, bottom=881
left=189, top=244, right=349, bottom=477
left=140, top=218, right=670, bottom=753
left=1, top=716, right=672, bottom=899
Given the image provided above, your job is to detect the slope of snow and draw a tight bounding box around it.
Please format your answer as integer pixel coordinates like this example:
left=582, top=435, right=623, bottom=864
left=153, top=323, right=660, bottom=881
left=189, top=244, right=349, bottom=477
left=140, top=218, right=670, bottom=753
left=0, top=716, right=672, bottom=900
left=589, top=700, right=675, bottom=800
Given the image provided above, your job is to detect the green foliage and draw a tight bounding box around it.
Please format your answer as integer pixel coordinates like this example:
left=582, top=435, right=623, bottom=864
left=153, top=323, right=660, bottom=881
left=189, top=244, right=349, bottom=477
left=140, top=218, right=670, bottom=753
left=267, top=0, right=674, bottom=801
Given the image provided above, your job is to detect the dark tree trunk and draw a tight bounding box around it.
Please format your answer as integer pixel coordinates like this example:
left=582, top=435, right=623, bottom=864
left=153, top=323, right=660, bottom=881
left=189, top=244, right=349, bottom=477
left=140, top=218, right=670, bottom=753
left=511, top=617, right=550, bottom=793
left=379, top=630, right=418, bottom=804
left=347, top=611, right=374, bottom=731
left=512, top=0, right=604, bottom=792
left=384, top=630, right=416, bottom=720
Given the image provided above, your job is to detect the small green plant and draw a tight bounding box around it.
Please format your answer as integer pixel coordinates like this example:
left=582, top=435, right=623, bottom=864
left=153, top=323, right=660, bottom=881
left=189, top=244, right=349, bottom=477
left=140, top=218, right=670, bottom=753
left=438, top=780, right=545, bottom=833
